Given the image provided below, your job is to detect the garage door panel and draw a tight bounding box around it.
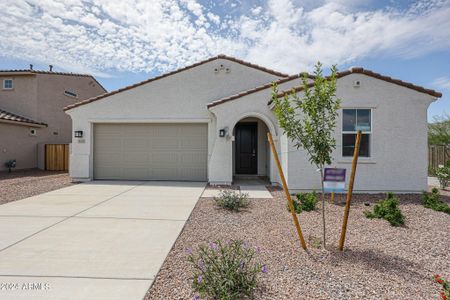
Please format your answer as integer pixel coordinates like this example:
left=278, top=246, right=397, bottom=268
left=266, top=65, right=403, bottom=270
left=95, top=155, right=123, bottom=166
left=123, top=167, right=149, bottom=179
left=122, top=138, right=149, bottom=149
left=123, top=153, right=149, bottom=164
left=150, top=153, right=179, bottom=166
left=150, top=138, right=179, bottom=150
left=94, top=123, right=207, bottom=181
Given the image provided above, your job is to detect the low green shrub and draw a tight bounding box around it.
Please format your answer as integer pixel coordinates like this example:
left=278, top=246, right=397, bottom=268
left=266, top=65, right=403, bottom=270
left=187, top=240, right=266, bottom=300
left=287, top=191, right=317, bottom=213
left=214, top=190, right=250, bottom=212
left=435, top=165, right=450, bottom=189
left=364, top=193, right=405, bottom=226
left=422, top=188, right=450, bottom=214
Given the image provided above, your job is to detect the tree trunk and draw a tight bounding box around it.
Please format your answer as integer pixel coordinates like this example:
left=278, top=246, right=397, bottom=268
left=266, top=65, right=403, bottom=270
left=320, top=167, right=326, bottom=248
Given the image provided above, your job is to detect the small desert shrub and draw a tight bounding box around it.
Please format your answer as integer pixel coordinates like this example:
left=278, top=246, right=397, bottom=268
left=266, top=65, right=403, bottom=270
left=187, top=240, right=266, bottom=300
left=435, top=165, right=450, bottom=189
left=364, top=193, right=405, bottom=226
left=214, top=190, right=250, bottom=212
left=434, top=275, right=450, bottom=300
left=422, top=188, right=450, bottom=214
left=287, top=191, right=317, bottom=213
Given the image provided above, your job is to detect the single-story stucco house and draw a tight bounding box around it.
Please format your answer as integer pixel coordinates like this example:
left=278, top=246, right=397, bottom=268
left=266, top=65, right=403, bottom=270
left=64, top=55, right=442, bottom=192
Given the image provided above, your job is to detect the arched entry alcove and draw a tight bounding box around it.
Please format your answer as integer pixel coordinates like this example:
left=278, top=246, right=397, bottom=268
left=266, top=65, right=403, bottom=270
left=230, top=113, right=277, bottom=183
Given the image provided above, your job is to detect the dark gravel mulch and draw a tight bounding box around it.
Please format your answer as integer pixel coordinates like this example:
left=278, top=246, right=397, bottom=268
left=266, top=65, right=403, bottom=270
left=0, top=169, right=75, bottom=205
left=145, top=190, right=450, bottom=300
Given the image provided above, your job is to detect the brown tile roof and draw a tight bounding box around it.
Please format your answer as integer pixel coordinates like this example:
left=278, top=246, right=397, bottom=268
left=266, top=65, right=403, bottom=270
left=0, top=69, right=92, bottom=77
left=0, top=109, right=47, bottom=127
left=0, top=70, right=107, bottom=93
left=270, top=67, right=442, bottom=105
left=207, top=73, right=314, bottom=108
left=64, top=55, right=289, bottom=111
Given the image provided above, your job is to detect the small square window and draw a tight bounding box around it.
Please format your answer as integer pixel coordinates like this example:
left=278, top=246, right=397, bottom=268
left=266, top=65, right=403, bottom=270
left=3, top=79, right=13, bottom=89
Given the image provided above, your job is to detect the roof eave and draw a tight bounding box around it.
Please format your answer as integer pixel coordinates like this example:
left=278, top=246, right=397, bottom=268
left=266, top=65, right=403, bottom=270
left=0, top=119, right=47, bottom=127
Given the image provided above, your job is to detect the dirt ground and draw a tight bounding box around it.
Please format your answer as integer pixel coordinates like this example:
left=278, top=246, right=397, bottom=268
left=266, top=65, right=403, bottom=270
left=0, top=169, right=74, bottom=204
left=146, top=189, right=450, bottom=300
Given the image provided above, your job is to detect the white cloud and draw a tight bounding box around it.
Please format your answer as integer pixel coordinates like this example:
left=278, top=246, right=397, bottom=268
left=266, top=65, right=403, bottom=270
left=433, top=77, right=450, bottom=90
left=0, top=0, right=449, bottom=77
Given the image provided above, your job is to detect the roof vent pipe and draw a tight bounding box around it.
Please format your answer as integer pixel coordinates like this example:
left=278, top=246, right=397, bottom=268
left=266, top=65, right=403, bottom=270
left=49, top=65, right=53, bottom=72
left=30, top=64, right=33, bottom=70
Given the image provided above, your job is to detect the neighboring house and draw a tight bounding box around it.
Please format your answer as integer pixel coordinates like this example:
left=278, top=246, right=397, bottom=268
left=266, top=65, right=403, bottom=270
left=0, top=68, right=106, bottom=171
left=64, top=55, right=442, bottom=192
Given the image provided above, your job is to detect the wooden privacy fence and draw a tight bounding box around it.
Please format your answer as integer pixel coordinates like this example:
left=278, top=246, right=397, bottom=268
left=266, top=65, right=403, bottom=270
left=429, top=145, right=449, bottom=171
left=45, top=144, right=69, bottom=171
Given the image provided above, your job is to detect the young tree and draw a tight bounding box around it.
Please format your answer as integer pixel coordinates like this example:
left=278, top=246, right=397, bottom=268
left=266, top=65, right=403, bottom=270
left=428, top=114, right=450, bottom=146
left=271, top=62, right=341, bottom=248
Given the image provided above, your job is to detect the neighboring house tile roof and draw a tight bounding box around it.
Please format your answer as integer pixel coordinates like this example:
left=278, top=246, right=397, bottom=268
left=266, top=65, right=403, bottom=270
left=0, top=70, right=107, bottom=93
left=0, top=109, right=47, bottom=127
left=207, top=73, right=315, bottom=108
left=63, top=55, right=289, bottom=111
left=269, top=67, right=442, bottom=105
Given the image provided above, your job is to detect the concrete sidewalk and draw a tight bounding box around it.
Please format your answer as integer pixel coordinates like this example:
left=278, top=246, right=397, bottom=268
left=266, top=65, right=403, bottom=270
left=0, top=181, right=205, bottom=300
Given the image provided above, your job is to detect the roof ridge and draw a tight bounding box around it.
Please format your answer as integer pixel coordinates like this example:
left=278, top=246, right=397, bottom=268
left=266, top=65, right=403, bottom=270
left=272, top=67, right=442, bottom=103
left=0, top=69, right=92, bottom=77
left=64, top=55, right=289, bottom=111
left=0, top=108, right=48, bottom=127
left=207, top=73, right=313, bottom=108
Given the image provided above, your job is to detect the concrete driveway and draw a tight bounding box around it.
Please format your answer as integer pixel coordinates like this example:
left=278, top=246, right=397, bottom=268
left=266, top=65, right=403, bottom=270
left=0, top=181, right=205, bottom=300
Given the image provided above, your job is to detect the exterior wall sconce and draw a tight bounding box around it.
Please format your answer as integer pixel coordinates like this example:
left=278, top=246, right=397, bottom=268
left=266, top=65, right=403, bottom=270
left=219, top=128, right=227, bottom=137
left=74, top=130, right=83, bottom=138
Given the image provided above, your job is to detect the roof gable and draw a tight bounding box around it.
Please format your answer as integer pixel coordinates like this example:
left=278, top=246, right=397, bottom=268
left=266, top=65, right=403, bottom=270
left=64, top=55, right=289, bottom=111
left=272, top=67, right=441, bottom=103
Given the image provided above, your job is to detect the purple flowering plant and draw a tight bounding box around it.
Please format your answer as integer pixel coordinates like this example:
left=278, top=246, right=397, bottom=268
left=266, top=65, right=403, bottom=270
left=187, top=240, right=265, bottom=300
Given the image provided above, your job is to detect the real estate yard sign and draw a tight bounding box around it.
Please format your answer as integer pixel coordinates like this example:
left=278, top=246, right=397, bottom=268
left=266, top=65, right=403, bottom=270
left=323, top=168, right=346, bottom=193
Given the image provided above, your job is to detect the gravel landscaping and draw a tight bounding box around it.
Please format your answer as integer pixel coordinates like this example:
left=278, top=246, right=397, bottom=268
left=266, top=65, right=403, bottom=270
left=145, top=188, right=450, bottom=299
left=0, top=169, right=74, bottom=204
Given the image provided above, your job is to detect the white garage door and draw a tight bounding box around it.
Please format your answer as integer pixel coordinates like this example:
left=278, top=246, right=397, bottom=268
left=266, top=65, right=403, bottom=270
left=94, top=123, right=207, bottom=181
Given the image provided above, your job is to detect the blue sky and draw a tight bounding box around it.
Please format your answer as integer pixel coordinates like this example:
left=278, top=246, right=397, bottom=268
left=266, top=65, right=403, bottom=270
left=0, top=0, right=449, bottom=120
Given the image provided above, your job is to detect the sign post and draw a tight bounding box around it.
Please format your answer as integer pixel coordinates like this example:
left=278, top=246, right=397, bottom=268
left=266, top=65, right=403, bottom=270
left=339, top=130, right=362, bottom=251
left=267, top=133, right=307, bottom=250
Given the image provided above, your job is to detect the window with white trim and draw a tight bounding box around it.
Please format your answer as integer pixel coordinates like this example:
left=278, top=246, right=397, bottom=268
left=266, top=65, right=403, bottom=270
left=342, top=109, right=371, bottom=157
left=3, top=79, right=13, bottom=89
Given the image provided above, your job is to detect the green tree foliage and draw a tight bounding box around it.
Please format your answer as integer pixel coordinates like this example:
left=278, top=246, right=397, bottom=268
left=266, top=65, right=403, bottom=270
left=271, top=62, right=341, bottom=247
left=428, top=114, right=450, bottom=146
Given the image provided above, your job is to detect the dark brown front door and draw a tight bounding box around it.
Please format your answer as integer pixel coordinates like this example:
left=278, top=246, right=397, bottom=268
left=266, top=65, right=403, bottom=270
left=235, top=123, right=257, bottom=174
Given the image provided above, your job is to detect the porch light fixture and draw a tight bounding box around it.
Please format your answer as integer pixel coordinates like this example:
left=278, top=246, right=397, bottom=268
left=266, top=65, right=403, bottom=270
left=74, top=130, right=83, bottom=138
left=219, top=128, right=227, bottom=137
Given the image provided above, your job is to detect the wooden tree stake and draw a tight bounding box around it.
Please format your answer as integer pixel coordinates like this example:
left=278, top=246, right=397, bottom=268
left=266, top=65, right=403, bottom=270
left=339, top=130, right=362, bottom=251
left=267, top=132, right=307, bottom=250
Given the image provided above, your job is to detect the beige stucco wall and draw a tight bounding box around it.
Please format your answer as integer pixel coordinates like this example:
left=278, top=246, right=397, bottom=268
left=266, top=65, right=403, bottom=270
left=0, top=73, right=105, bottom=171
left=286, top=73, right=436, bottom=193
left=0, top=123, right=41, bottom=170
left=0, top=75, right=38, bottom=118
left=66, top=58, right=282, bottom=181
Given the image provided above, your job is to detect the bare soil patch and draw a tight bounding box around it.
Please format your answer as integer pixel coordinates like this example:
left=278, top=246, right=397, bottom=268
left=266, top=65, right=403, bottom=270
left=146, top=189, right=450, bottom=299
left=0, top=169, right=74, bottom=204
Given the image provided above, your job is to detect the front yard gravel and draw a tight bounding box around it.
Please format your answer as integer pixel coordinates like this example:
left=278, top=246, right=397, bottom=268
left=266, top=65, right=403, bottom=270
left=0, top=169, right=74, bottom=205
left=145, top=189, right=450, bottom=299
